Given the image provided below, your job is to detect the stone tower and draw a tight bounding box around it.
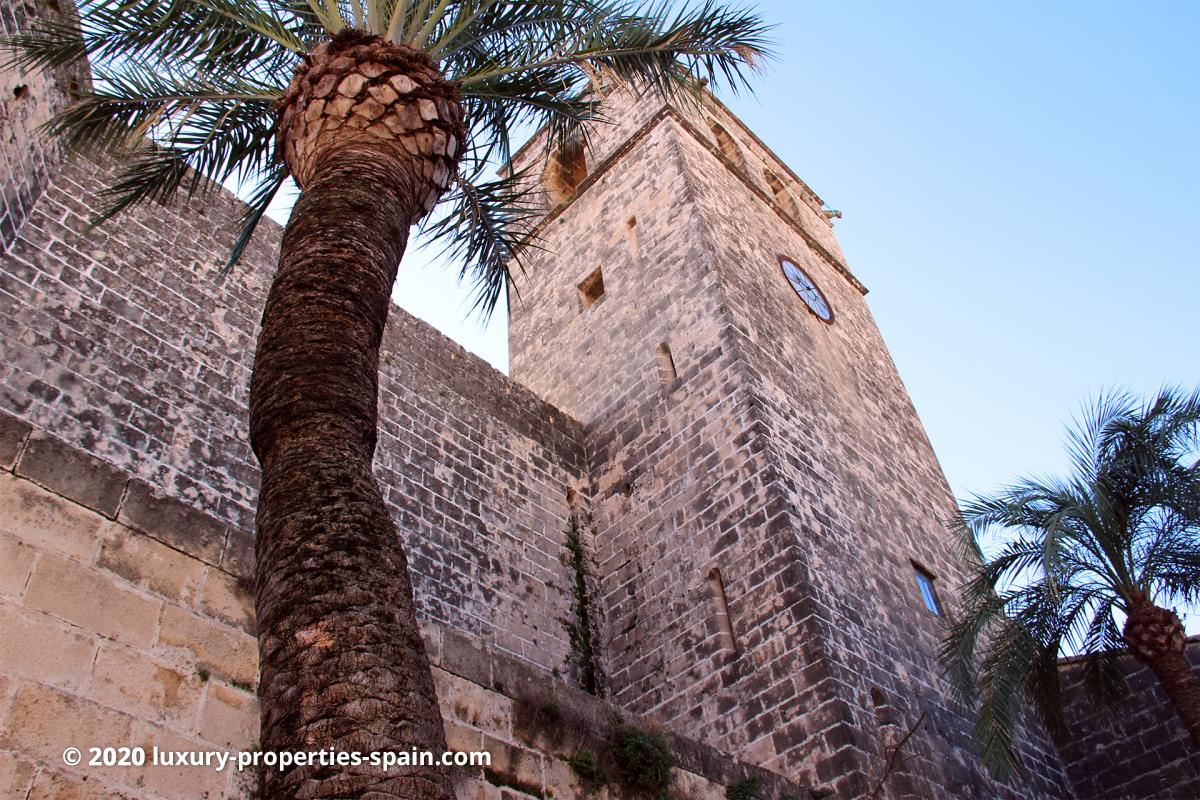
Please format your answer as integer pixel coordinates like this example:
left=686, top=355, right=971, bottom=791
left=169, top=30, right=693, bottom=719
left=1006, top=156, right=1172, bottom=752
left=507, top=84, right=1075, bottom=798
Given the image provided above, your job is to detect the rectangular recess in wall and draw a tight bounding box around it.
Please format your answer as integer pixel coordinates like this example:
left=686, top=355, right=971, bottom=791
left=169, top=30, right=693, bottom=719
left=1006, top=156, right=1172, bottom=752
left=577, top=267, right=605, bottom=310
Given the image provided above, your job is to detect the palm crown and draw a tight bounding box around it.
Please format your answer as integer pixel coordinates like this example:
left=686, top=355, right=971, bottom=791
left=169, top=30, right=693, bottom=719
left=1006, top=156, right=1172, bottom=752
left=944, top=387, right=1200, bottom=776
left=7, top=0, right=771, bottom=314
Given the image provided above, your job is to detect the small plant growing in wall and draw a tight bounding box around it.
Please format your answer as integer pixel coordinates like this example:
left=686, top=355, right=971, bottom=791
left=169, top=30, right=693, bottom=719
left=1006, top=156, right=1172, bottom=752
left=726, top=776, right=760, bottom=800
left=610, top=726, right=675, bottom=798
left=568, top=748, right=606, bottom=784
left=563, top=514, right=604, bottom=695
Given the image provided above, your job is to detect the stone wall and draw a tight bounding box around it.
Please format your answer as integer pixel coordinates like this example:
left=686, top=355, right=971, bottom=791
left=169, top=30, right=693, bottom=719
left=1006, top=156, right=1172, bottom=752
left=670, top=98, right=1075, bottom=799
left=0, top=412, right=259, bottom=799
left=0, top=411, right=810, bottom=799
left=1057, top=640, right=1200, bottom=799
left=0, top=0, right=81, bottom=247
left=0, top=143, right=595, bottom=675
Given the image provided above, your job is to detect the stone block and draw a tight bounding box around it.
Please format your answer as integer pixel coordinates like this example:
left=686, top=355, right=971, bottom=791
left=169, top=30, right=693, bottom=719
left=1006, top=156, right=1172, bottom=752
left=670, top=768, right=726, bottom=800
left=0, top=682, right=134, bottom=784
left=198, top=567, right=255, bottom=633
left=197, top=681, right=258, bottom=749
left=0, top=472, right=104, bottom=561
left=0, top=752, right=35, bottom=800
left=0, top=412, right=31, bottom=469
left=24, top=552, right=161, bottom=649
left=88, top=642, right=202, bottom=729
left=158, top=604, right=257, bottom=687
left=442, top=628, right=492, bottom=687
left=27, top=767, right=140, bottom=800
left=434, top=667, right=512, bottom=738
left=130, top=723, right=228, bottom=800
left=456, top=776, right=503, bottom=800
left=482, top=734, right=544, bottom=798
left=220, top=528, right=254, bottom=580
left=0, top=531, right=36, bottom=598
left=97, top=521, right=207, bottom=604
left=0, top=601, right=97, bottom=691
left=443, top=717, right=484, bottom=756
left=15, top=433, right=126, bottom=517
left=542, top=755, right=590, bottom=800
left=117, top=480, right=227, bottom=566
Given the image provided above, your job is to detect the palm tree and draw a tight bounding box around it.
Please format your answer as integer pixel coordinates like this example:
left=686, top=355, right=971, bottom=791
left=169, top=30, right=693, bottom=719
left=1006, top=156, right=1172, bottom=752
left=6, top=2, right=771, bottom=797
left=943, top=387, right=1200, bottom=777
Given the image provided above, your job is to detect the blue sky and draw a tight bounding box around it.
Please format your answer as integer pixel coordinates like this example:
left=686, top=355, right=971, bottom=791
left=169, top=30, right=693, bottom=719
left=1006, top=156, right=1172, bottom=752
left=273, top=1, right=1198, bottom=507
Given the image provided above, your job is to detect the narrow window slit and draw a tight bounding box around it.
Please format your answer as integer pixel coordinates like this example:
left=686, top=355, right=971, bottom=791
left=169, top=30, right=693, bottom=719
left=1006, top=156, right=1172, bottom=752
left=655, top=342, right=677, bottom=383
left=706, top=568, right=738, bottom=653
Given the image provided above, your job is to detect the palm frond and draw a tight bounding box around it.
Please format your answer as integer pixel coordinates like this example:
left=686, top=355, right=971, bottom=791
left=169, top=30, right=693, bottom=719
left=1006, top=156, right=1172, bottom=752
left=226, top=161, right=288, bottom=271
left=5, top=0, right=775, bottom=305
left=946, top=385, right=1200, bottom=778
left=418, top=169, right=545, bottom=321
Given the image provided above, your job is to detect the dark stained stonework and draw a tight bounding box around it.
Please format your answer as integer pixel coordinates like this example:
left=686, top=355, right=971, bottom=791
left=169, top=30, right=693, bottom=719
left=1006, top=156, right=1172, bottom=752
left=16, top=432, right=128, bottom=517
left=1058, top=639, right=1200, bottom=800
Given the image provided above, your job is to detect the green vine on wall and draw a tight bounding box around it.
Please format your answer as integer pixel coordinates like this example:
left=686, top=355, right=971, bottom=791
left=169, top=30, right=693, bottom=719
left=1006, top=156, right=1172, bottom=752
left=564, top=514, right=604, bottom=695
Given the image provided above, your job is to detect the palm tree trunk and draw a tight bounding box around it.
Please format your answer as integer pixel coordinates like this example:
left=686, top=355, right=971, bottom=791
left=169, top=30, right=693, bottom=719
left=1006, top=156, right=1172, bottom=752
left=248, top=142, right=454, bottom=800
left=1124, top=594, right=1200, bottom=749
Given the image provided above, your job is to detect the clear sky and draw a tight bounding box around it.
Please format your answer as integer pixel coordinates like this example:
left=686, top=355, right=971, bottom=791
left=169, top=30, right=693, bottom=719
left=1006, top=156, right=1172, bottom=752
left=268, top=1, right=1198, bottom=506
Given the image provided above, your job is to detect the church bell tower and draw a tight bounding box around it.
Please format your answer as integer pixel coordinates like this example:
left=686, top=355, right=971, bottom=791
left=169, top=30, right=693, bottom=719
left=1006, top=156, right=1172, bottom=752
left=504, top=85, right=1075, bottom=798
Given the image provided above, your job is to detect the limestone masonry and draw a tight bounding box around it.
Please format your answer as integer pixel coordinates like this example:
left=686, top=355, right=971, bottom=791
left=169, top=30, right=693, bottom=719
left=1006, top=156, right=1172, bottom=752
left=1, top=2, right=1197, bottom=797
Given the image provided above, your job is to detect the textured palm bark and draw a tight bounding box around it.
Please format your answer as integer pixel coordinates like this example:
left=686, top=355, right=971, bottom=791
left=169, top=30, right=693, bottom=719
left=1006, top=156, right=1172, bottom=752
left=249, top=31, right=465, bottom=800
left=1124, top=593, right=1200, bottom=749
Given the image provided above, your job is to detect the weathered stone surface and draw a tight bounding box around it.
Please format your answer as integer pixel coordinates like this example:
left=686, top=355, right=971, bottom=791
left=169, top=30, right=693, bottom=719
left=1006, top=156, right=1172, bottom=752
left=197, top=681, right=258, bottom=749
left=0, top=602, right=97, bottom=691
left=158, top=604, right=258, bottom=687
left=1, top=683, right=134, bottom=774
left=16, top=433, right=127, bottom=517
left=130, top=723, right=228, bottom=799
left=0, top=531, right=36, bottom=598
left=97, top=521, right=207, bottom=603
left=0, top=472, right=104, bottom=560
left=27, top=769, right=140, bottom=800
left=0, top=753, right=36, bottom=800
left=24, top=552, right=161, bottom=648
left=88, top=642, right=202, bottom=729
left=198, top=566, right=255, bottom=633
left=116, top=481, right=227, bottom=566
left=0, top=411, right=30, bottom=468
left=0, top=2, right=1166, bottom=795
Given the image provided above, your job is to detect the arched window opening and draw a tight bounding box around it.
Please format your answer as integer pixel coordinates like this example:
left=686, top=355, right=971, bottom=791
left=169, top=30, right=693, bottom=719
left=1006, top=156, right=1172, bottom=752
left=706, top=568, right=738, bottom=653
left=764, top=170, right=797, bottom=215
left=543, top=137, right=588, bottom=205
left=708, top=121, right=745, bottom=171
left=655, top=342, right=677, bottom=384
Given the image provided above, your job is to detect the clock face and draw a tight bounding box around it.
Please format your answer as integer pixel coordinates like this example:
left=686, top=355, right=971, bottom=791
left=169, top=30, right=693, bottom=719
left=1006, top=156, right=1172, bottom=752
left=780, top=257, right=833, bottom=323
